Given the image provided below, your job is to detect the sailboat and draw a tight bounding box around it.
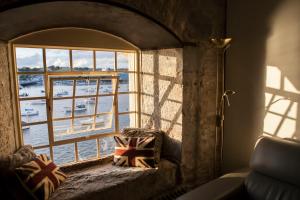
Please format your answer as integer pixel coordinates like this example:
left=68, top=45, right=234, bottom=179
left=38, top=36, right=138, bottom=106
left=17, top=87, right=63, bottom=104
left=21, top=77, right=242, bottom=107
left=21, top=107, right=39, bottom=116
left=65, top=103, right=87, bottom=113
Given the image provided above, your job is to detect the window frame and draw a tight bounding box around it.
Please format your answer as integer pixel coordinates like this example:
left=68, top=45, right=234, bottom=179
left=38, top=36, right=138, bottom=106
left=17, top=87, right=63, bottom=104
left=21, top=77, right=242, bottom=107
left=11, top=44, right=140, bottom=164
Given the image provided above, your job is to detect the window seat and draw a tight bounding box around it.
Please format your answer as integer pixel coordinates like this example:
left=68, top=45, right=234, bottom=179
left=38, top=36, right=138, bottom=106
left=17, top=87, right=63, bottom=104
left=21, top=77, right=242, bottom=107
left=50, top=159, right=178, bottom=200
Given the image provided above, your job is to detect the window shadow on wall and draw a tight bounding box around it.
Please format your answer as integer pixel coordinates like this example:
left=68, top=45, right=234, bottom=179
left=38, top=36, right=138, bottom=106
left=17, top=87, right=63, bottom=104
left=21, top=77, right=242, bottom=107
left=264, top=66, right=300, bottom=140
left=140, top=49, right=182, bottom=163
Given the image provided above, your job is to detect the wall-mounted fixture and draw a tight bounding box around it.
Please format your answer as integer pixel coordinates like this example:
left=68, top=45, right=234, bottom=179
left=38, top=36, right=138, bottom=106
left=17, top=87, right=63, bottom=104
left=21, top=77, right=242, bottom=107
left=210, top=38, right=232, bottom=177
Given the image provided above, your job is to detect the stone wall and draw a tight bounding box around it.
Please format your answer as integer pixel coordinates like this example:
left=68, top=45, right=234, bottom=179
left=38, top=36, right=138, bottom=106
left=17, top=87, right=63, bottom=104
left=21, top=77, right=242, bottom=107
left=181, top=44, right=218, bottom=184
left=0, top=0, right=226, bottom=186
left=0, top=42, right=16, bottom=157
left=140, top=49, right=183, bottom=163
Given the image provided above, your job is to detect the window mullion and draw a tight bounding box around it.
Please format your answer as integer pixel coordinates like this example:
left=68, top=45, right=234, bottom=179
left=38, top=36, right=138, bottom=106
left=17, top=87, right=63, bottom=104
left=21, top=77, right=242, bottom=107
left=69, top=50, right=73, bottom=70
left=113, top=77, right=119, bottom=133
left=93, top=78, right=101, bottom=128
left=47, top=78, right=55, bottom=160
left=93, top=50, right=96, bottom=71
left=71, top=80, right=77, bottom=132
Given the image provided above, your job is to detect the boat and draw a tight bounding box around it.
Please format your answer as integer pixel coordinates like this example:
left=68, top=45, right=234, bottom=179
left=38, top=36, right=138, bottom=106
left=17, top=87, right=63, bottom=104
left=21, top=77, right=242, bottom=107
left=84, top=97, right=96, bottom=104
left=21, top=108, right=39, bottom=116
left=65, top=103, right=87, bottom=113
left=80, top=117, right=105, bottom=126
left=81, top=88, right=96, bottom=93
left=41, top=90, right=45, bottom=93
left=31, top=99, right=46, bottom=105
left=103, top=89, right=111, bottom=93
left=19, top=92, right=29, bottom=97
left=55, top=90, right=69, bottom=97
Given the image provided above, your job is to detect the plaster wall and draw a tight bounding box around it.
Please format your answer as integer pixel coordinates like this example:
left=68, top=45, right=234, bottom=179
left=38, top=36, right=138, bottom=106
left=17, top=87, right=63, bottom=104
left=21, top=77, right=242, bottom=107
left=224, top=0, right=300, bottom=172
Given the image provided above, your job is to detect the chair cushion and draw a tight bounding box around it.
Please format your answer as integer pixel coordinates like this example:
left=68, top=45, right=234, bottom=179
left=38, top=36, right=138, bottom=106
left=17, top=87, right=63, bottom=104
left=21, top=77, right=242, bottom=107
left=113, top=136, right=156, bottom=168
left=250, top=137, right=300, bottom=187
left=15, top=154, right=67, bottom=200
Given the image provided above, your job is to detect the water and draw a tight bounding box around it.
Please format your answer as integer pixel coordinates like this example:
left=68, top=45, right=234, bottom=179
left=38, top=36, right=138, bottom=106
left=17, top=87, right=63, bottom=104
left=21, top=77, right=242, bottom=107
left=20, top=84, right=131, bottom=165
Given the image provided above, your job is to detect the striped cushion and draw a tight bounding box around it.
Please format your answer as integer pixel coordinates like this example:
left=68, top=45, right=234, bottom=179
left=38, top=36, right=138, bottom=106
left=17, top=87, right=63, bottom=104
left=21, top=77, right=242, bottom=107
left=15, top=154, right=67, bottom=200
left=113, top=136, right=156, bottom=168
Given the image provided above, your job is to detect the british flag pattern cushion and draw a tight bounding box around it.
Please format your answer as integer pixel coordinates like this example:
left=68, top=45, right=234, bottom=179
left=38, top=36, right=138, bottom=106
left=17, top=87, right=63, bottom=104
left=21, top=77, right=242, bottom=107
left=113, top=136, right=156, bottom=168
left=15, top=154, right=67, bottom=200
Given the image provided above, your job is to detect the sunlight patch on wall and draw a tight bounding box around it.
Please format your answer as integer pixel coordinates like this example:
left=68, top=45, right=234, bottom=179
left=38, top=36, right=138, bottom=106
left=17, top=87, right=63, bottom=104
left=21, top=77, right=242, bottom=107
left=284, top=77, right=300, bottom=94
left=263, top=65, right=298, bottom=139
left=266, top=65, right=281, bottom=89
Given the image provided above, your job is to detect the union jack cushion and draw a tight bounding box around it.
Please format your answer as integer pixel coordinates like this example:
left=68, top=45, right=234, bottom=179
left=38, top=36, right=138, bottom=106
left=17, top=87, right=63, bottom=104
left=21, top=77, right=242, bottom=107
left=15, top=154, right=67, bottom=200
left=113, top=136, right=156, bottom=168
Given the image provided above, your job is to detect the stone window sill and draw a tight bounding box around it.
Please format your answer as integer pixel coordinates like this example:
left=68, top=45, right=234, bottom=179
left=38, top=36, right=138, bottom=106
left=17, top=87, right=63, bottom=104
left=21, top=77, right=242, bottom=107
left=50, top=158, right=177, bottom=200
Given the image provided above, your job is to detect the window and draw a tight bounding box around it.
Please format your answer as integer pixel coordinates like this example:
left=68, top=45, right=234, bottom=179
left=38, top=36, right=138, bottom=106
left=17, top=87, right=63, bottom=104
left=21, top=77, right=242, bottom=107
left=14, top=46, right=138, bottom=165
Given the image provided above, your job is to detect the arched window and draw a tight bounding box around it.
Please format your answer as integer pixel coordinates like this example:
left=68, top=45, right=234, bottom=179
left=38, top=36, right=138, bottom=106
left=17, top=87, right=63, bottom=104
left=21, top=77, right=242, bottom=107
left=11, top=28, right=139, bottom=165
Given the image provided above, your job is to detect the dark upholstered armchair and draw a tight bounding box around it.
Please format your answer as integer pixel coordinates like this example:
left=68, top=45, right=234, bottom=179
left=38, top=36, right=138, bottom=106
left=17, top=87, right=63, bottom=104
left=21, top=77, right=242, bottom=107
left=178, top=136, right=300, bottom=200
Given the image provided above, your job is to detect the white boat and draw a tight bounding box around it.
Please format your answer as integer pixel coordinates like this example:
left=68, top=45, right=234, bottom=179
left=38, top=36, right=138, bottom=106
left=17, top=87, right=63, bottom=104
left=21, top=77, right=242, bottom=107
left=19, top=92, right=29, bottom=97
left=84, top=97, right=96, bottom=104
left=81, top=88, right=96, bottom=93
left=55, top=90, right=69, bottom=97
left=65, top=103, right=87, bottom=113
left=21, top=108, right=39, bottom=116
left=31, top=99, right=46, bottom=105
left=80, top=118, right=105, bottom=126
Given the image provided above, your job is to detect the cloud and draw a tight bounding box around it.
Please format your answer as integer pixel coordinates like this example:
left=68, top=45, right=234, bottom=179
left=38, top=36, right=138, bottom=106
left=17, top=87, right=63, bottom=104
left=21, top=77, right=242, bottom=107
left=16, top=53, right=43, bottom=68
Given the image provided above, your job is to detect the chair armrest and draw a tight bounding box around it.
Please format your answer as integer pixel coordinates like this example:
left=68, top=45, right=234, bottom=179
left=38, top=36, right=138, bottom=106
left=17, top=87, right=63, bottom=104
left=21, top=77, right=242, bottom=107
left=177, top=171, right=249, bottom=200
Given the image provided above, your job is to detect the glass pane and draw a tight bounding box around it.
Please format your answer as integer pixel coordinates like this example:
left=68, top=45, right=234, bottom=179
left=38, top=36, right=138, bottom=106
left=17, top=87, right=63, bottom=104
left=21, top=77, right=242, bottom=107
left=53, top=99, right=72, bottom=119
left=118, top=94, right=129, bottom=113
left=15, top=48, right=43, bottom=72
left=96, top=114, right=113, bottom=129
left=20, top=100, right=47, bottom=123
left=75, top=79, right=97, bottom=96
left=117, top=52, right=135, bottom=71
left=22, top=123, right=49, bottom=147
left=53, top=80, right=73, bottom=98
left=78, top=140, right=97, bottom=160
left=54, top=115, right=114, bottom=141
left=18, top=75, right=45, bottom=98
left=100, top=136, right=115, bottom=157
left=74, top=98, right=95, bottom=116
left=97, top=96, right=113, bottom=113
left=99, top=79, right=113, bottom=94
left=72, top=50, right=93, bottom=71
left=46, top=49, right=70, bottom=72
left=34, top=148, right=50, bottom=158
left=53, top=144, right=75, bottom=165
left=96, top=51, right=115, bottom=71
left=53, top=119, right=72, bottom=141
left=118, top=73, right=129, bottom=92
left=119, top=114, right=130, bottom=130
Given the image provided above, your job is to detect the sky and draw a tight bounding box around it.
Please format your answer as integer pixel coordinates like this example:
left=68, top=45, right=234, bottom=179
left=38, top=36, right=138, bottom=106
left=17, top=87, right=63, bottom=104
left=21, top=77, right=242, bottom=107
left=16, top=47, right=134, bottom=70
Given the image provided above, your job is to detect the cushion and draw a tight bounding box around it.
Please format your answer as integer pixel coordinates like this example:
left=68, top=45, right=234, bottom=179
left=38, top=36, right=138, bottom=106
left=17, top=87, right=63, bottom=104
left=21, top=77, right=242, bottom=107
left=15, top=154, right=67, bottom=200
left=0, top=145, right=37, bottom=169
left=121, top=128, right=163, bottom=165
left=113, top=136, right=156, bottom=168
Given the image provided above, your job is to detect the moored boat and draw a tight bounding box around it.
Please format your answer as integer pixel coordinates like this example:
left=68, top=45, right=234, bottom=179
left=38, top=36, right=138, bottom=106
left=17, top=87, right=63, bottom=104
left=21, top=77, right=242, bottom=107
left=21, top=108, right=39, bottom=116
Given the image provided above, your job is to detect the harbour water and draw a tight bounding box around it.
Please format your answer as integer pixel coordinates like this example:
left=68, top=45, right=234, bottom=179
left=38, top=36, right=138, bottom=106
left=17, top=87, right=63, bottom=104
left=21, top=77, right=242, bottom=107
left=20, top=83, right=131, bottom=165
